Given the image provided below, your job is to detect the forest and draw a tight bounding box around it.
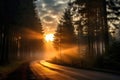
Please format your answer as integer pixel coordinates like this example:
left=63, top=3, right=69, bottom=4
left=0, top=0, right=120, bottom=72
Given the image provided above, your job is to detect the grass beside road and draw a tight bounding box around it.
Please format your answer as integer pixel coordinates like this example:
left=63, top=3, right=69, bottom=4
left=0, top=60, right=26, bottom=79
left=49, top=57, right=120, bottom=75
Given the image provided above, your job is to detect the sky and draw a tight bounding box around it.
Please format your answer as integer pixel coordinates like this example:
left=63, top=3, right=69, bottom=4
left=34, top=0, right=75, bottom=34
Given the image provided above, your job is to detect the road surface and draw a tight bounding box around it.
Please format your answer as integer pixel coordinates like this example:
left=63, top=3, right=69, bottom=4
left=3, top=63, right=42, bottom=80
left=30, top=60, right=120, bottom=80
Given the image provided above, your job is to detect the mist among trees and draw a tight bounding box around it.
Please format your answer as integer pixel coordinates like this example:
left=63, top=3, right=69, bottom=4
left=0, top=0, right=44, bottom=65
left=53, top=0, right=120, bottom=69
left=0, top=0, right=120, bottom=72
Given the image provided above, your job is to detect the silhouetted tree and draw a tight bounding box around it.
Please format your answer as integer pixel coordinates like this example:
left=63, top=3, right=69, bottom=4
left=54, top=2, right=76, bottom=50
left=17, top=0, right=44, bottom=58
left=0, top=0, right=44, bottom=65
left=0, top=0, right=20, bottom=64
left=71, top=0, right=89, bottom=57
left=106, top=0, right=120, bottom=42
left=70, top=0, right=109, bottom=67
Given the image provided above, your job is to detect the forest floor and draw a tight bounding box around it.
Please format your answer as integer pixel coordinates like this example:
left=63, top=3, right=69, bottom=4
left=0, top=60, right=29, bottom=80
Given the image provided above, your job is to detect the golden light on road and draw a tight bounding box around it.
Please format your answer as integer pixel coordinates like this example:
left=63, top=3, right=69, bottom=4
left=45, top=34, right=54, bottom=42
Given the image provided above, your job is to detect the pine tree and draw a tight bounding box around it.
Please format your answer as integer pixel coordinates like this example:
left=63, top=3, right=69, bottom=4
left=0, top=0, right=44, bottom=63
left=54, top=2, right=76, bottom=50
left=70, top=0, right=109, bottom=67
left=106, top=0, right=120, bottom=41
left=0, top=0, right=20, bottom=64
left=105, top=0, right=120, bottom=68
left=18, top=0, right=44, bottom=58
left=61, top=9, right=76, bottom=44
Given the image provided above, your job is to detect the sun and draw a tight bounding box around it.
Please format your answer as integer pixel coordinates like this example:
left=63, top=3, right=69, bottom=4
left=45, top=34, right=54, bottom=42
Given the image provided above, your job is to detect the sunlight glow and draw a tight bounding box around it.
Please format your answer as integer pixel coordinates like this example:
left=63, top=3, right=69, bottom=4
left=43, top=34, right=57, bottom=59
left=45, top=34, right=54, bottom=42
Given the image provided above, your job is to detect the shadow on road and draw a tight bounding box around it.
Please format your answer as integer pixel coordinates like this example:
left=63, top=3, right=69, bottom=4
left=2, top=63, right=44, bottom=80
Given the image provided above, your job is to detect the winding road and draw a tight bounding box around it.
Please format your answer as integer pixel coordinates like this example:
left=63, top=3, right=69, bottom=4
left=30, top=60, right=120, bottom=80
